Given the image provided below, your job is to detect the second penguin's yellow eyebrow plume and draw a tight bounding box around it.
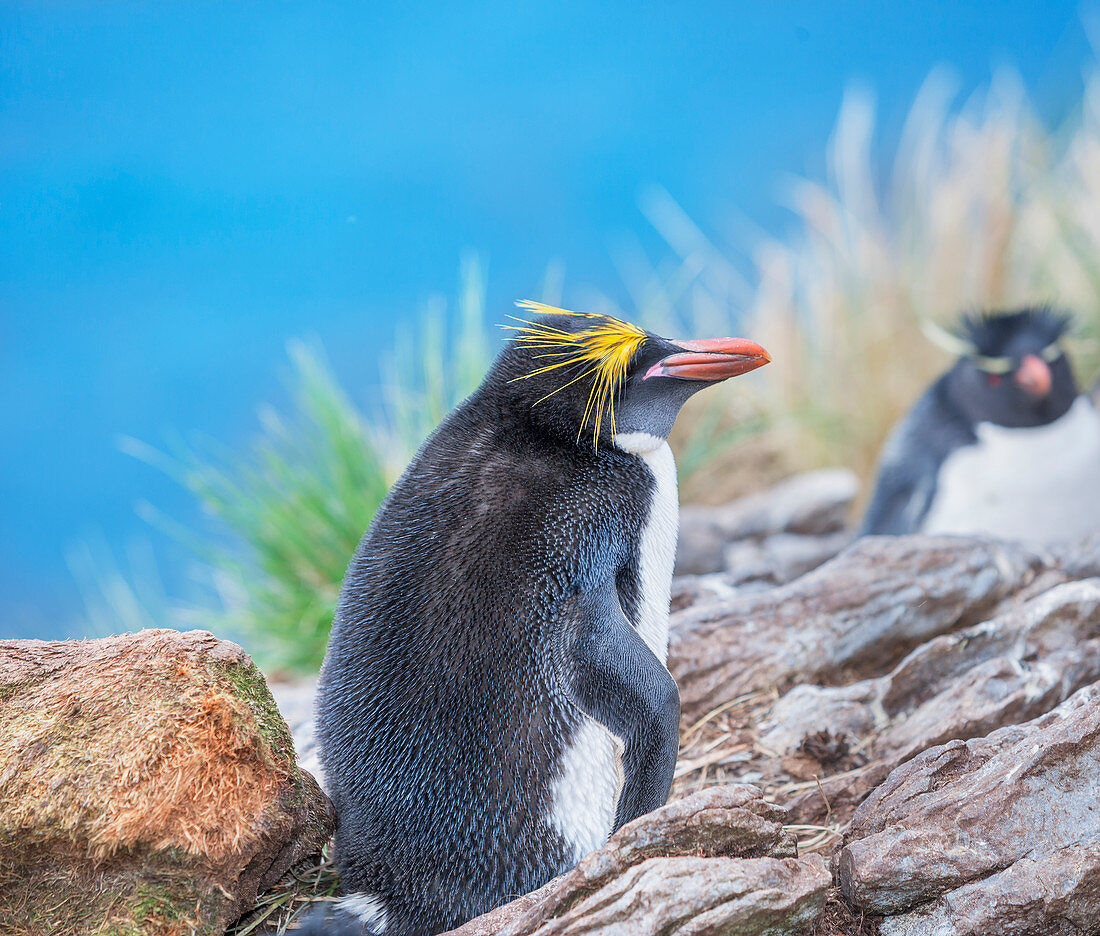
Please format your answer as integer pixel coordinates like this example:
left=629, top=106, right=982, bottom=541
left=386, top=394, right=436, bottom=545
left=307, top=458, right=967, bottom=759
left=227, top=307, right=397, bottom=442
left=504, top=299, right=648, bottom=447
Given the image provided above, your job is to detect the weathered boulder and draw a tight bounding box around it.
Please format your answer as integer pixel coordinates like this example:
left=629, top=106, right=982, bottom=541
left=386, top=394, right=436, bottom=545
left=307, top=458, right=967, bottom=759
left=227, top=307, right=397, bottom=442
left=670, top=535, right=1044, bottom=719
left=879, top=844, right=1100, bottom=936
left=0, top=629, right=333, bottom=936
left=445, top=785, right=829, bottom=936
left=837, top=682, right=1100, bottom=932
left=760, top=578, right=1100, bottom=822
left=721, top=531, right=854, bottom=588
left=675, top=467, right=857, bottom=576
left=1048, top=533, right=1100, bottom=582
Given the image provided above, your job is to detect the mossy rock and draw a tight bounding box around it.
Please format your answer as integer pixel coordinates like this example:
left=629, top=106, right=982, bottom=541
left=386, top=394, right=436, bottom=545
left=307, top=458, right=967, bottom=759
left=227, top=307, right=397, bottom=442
left=0, top=629, right=334, bottom=936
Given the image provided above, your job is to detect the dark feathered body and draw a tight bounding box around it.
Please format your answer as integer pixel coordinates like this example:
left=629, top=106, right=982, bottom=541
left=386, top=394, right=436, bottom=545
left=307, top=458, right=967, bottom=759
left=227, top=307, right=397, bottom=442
left=309, top=306, right=774, bottom=936
left=317, top=362, right=661, bottom=934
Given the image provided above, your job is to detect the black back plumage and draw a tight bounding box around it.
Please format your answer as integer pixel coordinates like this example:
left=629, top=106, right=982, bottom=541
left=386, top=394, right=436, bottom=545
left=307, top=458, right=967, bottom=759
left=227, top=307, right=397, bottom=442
left=861, top=307, right=1078, bottom=535
left=316, top=326, right=659, bottom=934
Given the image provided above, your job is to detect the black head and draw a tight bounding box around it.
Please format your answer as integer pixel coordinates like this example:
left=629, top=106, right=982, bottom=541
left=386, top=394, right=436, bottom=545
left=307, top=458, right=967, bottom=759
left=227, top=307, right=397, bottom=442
left=487, top=301, right=770, bottom=448
left=934, top=307, right=1078, bottom=428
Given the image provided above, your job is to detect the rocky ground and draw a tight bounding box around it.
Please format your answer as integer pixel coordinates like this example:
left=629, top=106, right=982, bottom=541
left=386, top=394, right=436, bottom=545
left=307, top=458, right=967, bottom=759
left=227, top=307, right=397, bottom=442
left=664, top=532, right=1100, bottom=935
left=264, top=469, right=1100, bottom=935
left=6, top=468, right=1099, bottom=935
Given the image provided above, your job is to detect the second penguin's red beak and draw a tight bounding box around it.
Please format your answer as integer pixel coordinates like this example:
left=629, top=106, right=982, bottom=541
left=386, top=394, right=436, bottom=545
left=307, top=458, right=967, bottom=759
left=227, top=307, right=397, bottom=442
left=1014, top=353, right=1052, bottom=398
left=644, top=337, right=772, bottom=382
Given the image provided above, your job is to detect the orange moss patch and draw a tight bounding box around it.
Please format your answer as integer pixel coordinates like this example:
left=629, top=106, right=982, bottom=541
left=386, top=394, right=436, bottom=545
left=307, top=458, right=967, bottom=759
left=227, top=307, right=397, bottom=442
left=0, top=630, right=288, bottom=864
left=94, top=685, right=285, bottom=861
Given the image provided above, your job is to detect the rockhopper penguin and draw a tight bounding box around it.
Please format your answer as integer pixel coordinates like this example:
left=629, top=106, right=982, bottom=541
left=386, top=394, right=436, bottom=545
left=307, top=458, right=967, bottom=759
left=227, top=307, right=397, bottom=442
left=861, top=307, right=1100, bottom=542
left=309, top=302, right=770, bottom=936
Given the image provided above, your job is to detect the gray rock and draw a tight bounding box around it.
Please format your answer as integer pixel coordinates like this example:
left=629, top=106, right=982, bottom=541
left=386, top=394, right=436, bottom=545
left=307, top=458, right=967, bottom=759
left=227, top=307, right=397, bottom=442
left=675, top=515, right=730, bottom=575
left=711, top=467, right=859, bottom=539
left=722, top=530, right=853, bottom=585
left=445, top=784, right=829, bottom=936
left=269, top=678, right=325, bottom=789
left=759, top=681, right=882, bottom=757
left=1047, top=533, right=1100, bottom=581
left=875, top=579, right=1100, bottom=759
left=762, top=578, right=1100, bottom=760
left=509, top=855, right=830, bottom=936
left=670, top=535, right=1044, bottom=719
left=669, top=572, right=750, bottom=614
left=837, top=682, right=1100, bottom=925
left=880, top=843, right=1100, bottom=936
left=675, top=467, right=858, bottom=575
left=764, top=579, right=1100, bottom=826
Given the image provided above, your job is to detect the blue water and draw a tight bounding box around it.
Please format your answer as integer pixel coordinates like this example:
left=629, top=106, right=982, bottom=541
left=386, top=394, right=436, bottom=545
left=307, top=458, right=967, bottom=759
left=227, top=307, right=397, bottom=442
left=1, top=1, right=1090, bottom=637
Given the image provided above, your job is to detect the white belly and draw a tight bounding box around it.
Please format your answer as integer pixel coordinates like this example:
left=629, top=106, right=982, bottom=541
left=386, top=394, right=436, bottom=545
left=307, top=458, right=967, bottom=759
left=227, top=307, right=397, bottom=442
left=922, top=396, right=1100, bottom=545
left=548, top=718, right=623, bottom=865
left=548, top=431, right=680, bottom=864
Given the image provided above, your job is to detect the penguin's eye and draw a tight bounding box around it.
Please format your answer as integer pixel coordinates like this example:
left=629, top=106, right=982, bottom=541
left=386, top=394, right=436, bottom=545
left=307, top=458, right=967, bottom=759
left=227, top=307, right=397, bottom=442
left=1040, top=342, right=1062, bottom=363
left=971, top=355, right=1014, bottom=375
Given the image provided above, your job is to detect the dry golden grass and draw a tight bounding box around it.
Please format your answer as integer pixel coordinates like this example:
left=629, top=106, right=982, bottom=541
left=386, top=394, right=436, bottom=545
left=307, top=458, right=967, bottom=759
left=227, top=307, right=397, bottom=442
left=672, top=689, right=859, bottom=856
left=227, top=850, right=339, bottom=935
left=630, top=69, right=1100, bottom=497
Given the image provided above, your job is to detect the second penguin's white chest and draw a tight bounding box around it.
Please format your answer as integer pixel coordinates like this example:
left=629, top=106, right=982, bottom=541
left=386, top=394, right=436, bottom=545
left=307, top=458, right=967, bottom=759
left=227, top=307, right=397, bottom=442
left=922, top=396, right=1100, bottom=544
left=615, top=432, right=680, bottom=663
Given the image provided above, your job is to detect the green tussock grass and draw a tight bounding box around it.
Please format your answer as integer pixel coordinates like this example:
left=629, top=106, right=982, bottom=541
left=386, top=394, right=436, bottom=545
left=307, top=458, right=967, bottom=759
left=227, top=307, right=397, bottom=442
left=76, top=256, right=492, bottom=675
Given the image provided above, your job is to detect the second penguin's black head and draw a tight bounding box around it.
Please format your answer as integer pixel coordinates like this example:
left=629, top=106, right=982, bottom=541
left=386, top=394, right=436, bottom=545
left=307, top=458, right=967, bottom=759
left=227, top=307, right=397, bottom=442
left=934, top=307, right=1078, bottom=428
left=489, top=301, right=771, bottom=447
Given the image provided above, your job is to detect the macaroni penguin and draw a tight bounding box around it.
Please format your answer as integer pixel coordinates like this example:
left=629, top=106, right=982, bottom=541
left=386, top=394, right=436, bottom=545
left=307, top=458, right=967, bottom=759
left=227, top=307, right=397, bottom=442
left=309, top=301, right=770, bottom=936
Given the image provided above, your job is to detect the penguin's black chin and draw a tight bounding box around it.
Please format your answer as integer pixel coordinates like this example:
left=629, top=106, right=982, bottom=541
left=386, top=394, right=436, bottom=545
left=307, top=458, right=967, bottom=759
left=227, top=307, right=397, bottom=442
left=644, top=337, right=771, bottom=382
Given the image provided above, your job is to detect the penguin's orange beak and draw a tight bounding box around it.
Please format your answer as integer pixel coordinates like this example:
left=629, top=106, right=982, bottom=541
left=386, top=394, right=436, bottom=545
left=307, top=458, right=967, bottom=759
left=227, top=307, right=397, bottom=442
left=1014, top=353, right=1052, bottom=398
left=644, top=337, right=771, bottom=382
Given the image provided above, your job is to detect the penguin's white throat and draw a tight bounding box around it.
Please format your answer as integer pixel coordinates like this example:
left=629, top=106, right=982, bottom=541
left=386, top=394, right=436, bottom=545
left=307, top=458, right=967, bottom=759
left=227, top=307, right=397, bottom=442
left=611, top=431, right=668, bottom=456
left=611, top=430, right=678, bottom=664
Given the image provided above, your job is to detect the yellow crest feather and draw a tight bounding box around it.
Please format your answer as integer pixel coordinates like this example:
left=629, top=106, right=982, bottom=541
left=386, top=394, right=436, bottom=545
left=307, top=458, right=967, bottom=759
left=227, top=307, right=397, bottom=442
left=504, top=299, right=648, bottom=446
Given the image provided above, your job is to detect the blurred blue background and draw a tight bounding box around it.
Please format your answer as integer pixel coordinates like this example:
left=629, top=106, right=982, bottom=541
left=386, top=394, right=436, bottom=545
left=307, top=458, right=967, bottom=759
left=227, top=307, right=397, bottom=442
left=1, top=1, right=1093, bottom=638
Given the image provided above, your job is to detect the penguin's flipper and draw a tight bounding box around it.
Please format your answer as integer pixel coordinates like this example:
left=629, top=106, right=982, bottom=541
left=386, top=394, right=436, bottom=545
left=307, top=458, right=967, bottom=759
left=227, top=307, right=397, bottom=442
left=553, top=578, right=680, bottom=831
left=860, top=461, right=937, bottom=535
left=861, top=379, right=976, bottom=536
